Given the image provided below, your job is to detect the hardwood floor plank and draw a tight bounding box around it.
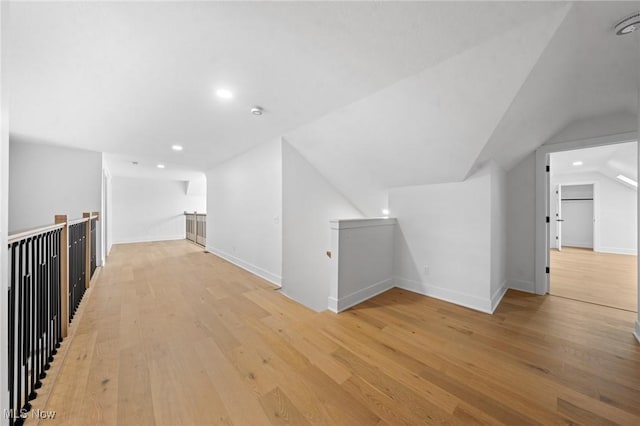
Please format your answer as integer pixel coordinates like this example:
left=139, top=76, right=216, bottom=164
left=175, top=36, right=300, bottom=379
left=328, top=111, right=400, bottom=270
left=30, top=241, right=639, bottom=425
left=550, top=247, right=637, bottom=312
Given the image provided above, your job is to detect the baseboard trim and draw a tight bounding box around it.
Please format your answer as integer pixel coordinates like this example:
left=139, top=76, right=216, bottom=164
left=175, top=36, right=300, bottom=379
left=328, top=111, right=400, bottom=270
left=328, top=278, right=394, bottom=313
left=113, top=235, right=185, bottom=244
left=490, top=282, right=508, bottom=313
left=507, top=279, right=535, bottom=293
left=634, top=321, right=640, bottom=345
left=596, top=247, right=637, bottom=255
left=395, top=277, right=493, bottom=314
left=206, top=245, right=282, bottom=287
left=562, top=243, right=593, bottom=249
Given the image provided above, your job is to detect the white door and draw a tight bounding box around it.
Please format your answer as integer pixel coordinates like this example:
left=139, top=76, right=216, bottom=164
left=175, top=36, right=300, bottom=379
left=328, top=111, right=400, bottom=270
left=556, top=184, right=563, bottom=251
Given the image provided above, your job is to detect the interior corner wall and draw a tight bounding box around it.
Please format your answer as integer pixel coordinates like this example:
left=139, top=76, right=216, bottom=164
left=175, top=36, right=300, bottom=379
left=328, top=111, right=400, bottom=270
left=390, top=166, right=494, bottom=313
left=490, top=162, right=508, bottom=308
left=102, top=166, right=113, bottom=258
left=9, top=140, right=104, bottom=266
left=111, top=176, right=206, bottom=244
left=282, top=140, right=363, bottom=312
left=505, top=152, right=537, bottom=293
left=206, top=138, right=282, bottom=286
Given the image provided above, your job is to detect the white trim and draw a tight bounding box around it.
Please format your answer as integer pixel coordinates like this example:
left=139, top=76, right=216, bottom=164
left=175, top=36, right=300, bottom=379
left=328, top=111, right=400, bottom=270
left=206, top=245, right=282, bottom=287
left=328, top=278, right=394, bottom=313
left=507, top=279, right=535, bottom=293
left=634, top=321, right=640, bottom=344
left=113, top=235, right=185, bottom=245
left=597, top=247, right=637, bottom=255
left=329, top=217, right=397, bottom=230
left=562, top=242, right=594, bottom=249
left=490, top=282, right=508, bottom=313
left=535, top=131, right=638, bottom=296
left=395, top=277, right=493, bottom=314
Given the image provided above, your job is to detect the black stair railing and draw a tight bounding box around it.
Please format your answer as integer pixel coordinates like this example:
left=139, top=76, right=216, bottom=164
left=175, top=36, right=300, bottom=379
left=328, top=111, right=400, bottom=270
left=6, top=212, right=99, bottom=425
left=90, top=218, right=97, bottom=278
left=7, top=224, right=64, bottom=426
left=67, top=220, right=87, bottom=323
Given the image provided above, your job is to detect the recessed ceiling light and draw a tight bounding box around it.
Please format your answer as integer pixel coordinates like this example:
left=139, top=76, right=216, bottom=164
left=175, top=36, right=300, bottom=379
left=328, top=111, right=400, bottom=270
left=615, top=12, right=640, bottom=35
left=382, top=209, right=390, bottom=216
left=172, top=145, right=183, bottom=151
left=617, top=174, right=638, bottom=187
left=157, top=164, right=165, bottom=169
left=251, top=106, right=264, bottom=116
left=216, top=88, right=233, bottom=99
left=572, top=161, right=583, bottom=166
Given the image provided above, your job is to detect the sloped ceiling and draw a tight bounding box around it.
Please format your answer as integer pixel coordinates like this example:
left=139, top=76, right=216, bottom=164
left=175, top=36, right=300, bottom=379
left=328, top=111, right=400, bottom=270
left=551, top=142, right=638, bottom=188
left=476, top=1, right=639, bottom=171
left=285, top=5, right=570, bottom=214
left=6, top=2, right=639, bottom=199
left=7, top=1, right=562, bottom=178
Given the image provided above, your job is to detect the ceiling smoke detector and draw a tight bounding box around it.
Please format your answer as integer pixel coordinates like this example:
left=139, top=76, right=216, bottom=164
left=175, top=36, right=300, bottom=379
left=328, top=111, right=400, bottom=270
left=251, top=106, right=264, bottom=116
left=615, top=12, right=640, bottom=35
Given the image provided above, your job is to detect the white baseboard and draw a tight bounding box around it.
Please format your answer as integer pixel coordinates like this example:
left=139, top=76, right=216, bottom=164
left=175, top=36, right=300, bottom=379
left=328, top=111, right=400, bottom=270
left=328, top=278, right=394, bottom=313
left=563, top=242, right=593, bottom=249
left=634, top=321, right=640, bottom=345
left=597, top=247, right=637, bottom=255
left=395, top=277, right=493, bottom=314
left=490, top=282, right=508, bottom=313
left=507, top=279, right=535, bottom=293
left=113, top=235, right=185, bottom=244
left=206, top=245, right=282, bottom=287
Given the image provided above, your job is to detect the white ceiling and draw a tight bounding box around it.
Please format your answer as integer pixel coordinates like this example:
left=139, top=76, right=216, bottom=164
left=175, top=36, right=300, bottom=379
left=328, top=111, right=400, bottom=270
left=6, top=2, right=640, bottom=202
left=551, top=141, right=638, bottom=189
left=7, top=1, right=561, bottom=175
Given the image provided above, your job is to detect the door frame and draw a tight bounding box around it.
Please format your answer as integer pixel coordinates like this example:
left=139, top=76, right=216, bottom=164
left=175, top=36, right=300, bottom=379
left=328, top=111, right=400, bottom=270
left=535, top=131, right=637, bottom=296
left=552, top=182, right=597, bottom=251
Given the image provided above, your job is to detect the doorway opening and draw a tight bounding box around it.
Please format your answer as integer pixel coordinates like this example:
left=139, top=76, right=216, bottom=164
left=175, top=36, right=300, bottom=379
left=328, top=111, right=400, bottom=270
left=547, top=142, right=638, bottom=312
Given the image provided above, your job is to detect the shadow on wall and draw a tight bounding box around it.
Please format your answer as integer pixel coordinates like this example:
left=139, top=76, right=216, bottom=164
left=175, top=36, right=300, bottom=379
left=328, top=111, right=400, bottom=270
left=393, top=225, right=423, bottom=290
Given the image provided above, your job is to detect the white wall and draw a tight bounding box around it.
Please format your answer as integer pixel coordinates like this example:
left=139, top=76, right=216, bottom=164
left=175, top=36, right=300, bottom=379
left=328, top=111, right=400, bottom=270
left=550, top=172, right=636, bottom=254
left=282, top=140, right=363, bottom=311
left=9, top=140, right=103, bottom=265
left=111, top=176, right=206, bottom=244
left=390, top=163, right=503, bottom=313
left=506, top=153, right=537, bottom=292
left=490, top=162, right=508, bottom=304
left=0, top=2, right=9, bottom=420
left=206, top=138, right=282, bottom=285
left=328, top=218, right=395, bottom=312
left=102, top=167, right=113, bottom=258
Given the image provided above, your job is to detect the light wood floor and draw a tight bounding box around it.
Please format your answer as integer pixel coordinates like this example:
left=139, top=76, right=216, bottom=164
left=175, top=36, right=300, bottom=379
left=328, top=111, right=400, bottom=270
left=28, top=240, right=640, bottom=425
left=550, top=247, right=637, bottom=312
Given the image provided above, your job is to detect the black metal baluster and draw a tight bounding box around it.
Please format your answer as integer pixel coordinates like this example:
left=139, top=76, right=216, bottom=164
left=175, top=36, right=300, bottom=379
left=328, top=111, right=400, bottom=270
left=44, top=231, right=52, bottom=370
left=56, top=229, right=62, bottom=346
left=33, top=235, right=40, bottom=389
left=26, top=237, right=36, bottom=406
left=69, top=225, right=74, bottom=322
left=9, top=243, right=16, bottom=425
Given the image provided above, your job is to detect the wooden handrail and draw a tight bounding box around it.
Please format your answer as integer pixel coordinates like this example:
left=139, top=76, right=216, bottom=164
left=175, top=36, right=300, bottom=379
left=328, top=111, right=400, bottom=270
left=8, top=222, right=66, bottom=244
left=68, top=217, right=90, bottom=226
